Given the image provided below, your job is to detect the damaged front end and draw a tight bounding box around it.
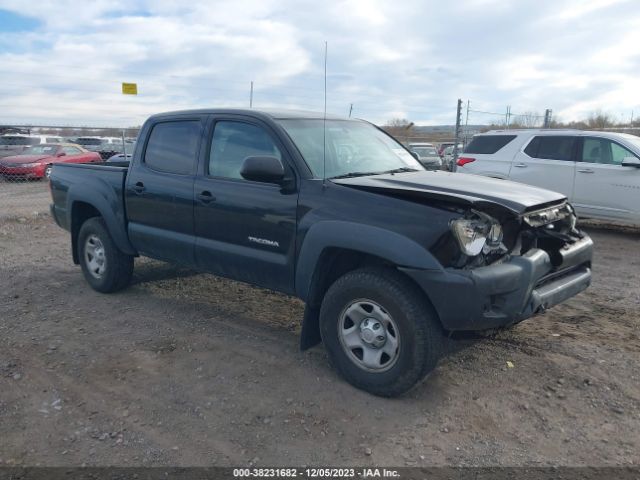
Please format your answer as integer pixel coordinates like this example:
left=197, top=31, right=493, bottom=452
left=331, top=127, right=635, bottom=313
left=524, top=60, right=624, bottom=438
left=406, top=200, right=593, bottom=331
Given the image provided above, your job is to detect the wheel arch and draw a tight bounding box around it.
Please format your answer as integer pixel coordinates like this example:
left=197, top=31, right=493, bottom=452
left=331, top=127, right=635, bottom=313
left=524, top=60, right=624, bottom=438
left=296, top=221, right=443, bottom=350
left=69, top=197, right=135, bottom=264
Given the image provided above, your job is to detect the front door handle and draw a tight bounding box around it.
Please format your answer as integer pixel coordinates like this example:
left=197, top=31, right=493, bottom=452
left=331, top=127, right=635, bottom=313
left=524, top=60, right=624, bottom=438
left=197, top=190, right=215, bottom=203
left=133, top=181, right=145, bottom=194
left=577, top=169, right=594, bottom=174
left=514, top=163, right=527, bottom=168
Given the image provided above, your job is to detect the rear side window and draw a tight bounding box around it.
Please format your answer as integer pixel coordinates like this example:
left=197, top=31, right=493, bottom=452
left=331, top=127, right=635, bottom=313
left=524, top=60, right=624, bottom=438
left=464, top=135, right=516, bottom=154
left=524, top=136, right=576, bottom=161
left=144, top=121, right=200, bottom=174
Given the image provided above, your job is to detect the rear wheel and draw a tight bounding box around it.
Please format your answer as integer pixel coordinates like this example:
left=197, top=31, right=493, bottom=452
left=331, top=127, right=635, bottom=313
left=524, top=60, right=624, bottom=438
left=77, top=217, right=133, bottom=293
left=320, top=267, right=445, bottom=397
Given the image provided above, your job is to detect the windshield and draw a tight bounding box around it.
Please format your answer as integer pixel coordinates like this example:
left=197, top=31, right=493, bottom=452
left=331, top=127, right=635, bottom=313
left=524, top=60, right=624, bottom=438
left=412, top=147, right=438, bottom=156
left=278, top=119, right=423, bottom=178
left=0, top=136, right=39, bottom=146
left=23, top=145, right=59, bottom=155
left=619, top=133, right=640, bottom=152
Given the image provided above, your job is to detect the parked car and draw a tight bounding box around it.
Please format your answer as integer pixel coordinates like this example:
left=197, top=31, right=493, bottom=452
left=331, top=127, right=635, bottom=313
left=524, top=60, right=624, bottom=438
left=106, top=153, right=132, bottom=163
left=49, top=109, right=592, bottom=397
left=0, top=134, right=64, bottom=158
left=0, top=143, right=101, bottom=180
left=457, top=129, right=640, bottom=224
left=437, top=142, right=456, bottom=157
left=75, top=137, right=126, bottom=159
left=409, top=145, right=442, bottom=170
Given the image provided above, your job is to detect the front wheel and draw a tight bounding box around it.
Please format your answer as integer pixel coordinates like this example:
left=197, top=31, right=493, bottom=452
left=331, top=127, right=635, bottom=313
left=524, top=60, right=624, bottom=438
left=77, top=217, right=133, bottom=293
left=320, top=267, right=445, bottom=397
left=44, top=165, right=52, bottom=179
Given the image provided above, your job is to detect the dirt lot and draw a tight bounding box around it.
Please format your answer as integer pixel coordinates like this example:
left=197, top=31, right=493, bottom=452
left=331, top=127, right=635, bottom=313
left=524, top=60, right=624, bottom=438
left=0, top=182, right=639, bottom=467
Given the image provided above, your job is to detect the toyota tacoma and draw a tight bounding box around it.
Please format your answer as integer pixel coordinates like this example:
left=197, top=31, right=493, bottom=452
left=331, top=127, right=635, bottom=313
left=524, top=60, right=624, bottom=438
left=49, top=109, right=593, bottom=396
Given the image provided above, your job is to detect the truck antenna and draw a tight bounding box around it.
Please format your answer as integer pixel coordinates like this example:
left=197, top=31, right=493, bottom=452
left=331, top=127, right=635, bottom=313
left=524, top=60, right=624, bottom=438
left=322, top=41, right=327, bottom=187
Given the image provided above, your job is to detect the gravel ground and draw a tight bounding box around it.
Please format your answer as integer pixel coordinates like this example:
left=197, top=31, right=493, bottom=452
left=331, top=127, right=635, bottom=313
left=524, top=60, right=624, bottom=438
left=0, top=186, right=639, bottom=467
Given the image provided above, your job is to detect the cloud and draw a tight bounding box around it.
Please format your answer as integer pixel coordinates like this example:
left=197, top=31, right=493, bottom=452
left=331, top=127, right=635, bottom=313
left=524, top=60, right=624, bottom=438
left=0, top=0, right=638, bottom=126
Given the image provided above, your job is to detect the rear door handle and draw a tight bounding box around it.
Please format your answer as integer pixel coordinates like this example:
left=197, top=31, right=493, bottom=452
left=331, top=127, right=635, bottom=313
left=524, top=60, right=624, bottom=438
left=577, top=169, right=594, bottom=174
left=197, top=190, right=215, bottom=203
left=514, top=163, right=527, bottom=168
left=133, top=181, right=145, bottom=194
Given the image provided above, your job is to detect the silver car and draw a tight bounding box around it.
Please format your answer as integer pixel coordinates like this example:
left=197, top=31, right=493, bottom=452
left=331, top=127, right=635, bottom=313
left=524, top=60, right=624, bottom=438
left=410, top=146, right=442, bottom=170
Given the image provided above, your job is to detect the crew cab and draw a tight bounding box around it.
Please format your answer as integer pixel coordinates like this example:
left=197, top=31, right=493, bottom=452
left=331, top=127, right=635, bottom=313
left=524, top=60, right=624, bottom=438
left=49, top=109, right=593, bottom=396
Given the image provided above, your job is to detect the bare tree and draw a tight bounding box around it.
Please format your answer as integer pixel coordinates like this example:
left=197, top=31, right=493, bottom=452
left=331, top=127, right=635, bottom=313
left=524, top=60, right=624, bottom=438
left=587, top=110, right=614, bottom=129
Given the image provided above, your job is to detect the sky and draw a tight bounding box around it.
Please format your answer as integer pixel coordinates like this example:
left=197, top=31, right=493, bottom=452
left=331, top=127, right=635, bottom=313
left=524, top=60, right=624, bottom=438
left=0, top=0, right=638, bottom=127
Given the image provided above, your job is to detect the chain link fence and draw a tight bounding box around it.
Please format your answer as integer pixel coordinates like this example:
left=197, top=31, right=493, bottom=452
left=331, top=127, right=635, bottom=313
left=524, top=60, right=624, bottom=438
left=0, top=126, right=138, bottom=221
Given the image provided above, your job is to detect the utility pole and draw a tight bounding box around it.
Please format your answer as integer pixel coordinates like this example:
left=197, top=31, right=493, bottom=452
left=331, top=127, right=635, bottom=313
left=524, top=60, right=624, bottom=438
left=464, top=100, right=470, bottom=145
left=452, top=99, right=463, bottom=172
left=348, top=103, right=353, bottom=118
left=543, top=109, right=553, bottom=128
left=249, top=81, right=254, bottom=108
left=505, top=105, right=511, bottom=129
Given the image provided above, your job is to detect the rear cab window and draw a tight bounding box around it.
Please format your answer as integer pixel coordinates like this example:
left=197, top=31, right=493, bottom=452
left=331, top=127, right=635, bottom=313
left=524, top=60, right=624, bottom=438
left=144, top=121, right=201, bottom=175
left=464, top=135, right=517, bottom=154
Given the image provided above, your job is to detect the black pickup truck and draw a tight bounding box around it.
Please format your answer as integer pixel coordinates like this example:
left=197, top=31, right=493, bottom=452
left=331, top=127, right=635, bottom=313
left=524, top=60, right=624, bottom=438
left=50, top=109, right=593, bottom=396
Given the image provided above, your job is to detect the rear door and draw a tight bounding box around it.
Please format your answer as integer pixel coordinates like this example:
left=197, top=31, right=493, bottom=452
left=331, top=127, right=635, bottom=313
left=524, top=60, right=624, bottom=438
left=125, top=117, right=205, bottom=266
left=572, top=136, right=640, bottom=222
left=508, top=135, right=577, bottom=198
left=193, top=116, right=298, bottom=293
left=60, top=145, right=94, bottom=164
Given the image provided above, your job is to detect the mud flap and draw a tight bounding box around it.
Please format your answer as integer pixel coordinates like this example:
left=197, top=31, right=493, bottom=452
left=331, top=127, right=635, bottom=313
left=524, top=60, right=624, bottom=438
left=299, top=305, right=322, bottom=351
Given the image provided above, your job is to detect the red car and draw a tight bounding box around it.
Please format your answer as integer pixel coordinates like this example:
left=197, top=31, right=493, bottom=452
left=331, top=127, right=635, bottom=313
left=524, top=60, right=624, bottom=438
left=0, top=144, right=102, bottom=180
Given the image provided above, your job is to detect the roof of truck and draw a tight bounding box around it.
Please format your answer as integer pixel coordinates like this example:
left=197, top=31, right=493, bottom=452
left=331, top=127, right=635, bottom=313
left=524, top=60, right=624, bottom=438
left=148, top=108, right=353, bottom=121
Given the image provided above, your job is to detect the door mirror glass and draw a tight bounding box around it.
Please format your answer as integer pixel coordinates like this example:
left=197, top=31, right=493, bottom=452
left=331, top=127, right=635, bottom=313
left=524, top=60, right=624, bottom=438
left=240, top=156, right=285, bottom=183
left=621, top=156, right=640, bottom=167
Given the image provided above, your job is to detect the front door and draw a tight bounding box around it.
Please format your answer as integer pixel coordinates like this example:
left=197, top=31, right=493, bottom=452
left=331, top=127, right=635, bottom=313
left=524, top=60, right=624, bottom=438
left=126, top=118, right=204, bottom=266
left=572, top=136, right=640, bottom=222
left=193, top=117, right=298, bottom=293
left=508, top=135, right=577, bottom=198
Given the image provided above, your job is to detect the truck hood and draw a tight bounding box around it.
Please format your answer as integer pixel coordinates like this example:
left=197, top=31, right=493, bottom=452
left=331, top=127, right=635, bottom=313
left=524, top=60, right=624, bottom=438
left=331, top=170, right=566, bottom=214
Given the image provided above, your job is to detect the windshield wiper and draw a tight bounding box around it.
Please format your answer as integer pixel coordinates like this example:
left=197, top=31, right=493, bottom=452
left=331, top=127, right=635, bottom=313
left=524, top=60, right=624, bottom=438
left=379, top=167, right=421, bottom=174
left=329, top=167, right=420, bottom=180
left=328, top=171, right=378, bottom=179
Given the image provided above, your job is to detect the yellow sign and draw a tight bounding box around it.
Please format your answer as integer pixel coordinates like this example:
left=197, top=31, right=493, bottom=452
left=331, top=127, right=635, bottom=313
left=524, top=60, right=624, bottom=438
left=122, top=83, right=138, bottom=95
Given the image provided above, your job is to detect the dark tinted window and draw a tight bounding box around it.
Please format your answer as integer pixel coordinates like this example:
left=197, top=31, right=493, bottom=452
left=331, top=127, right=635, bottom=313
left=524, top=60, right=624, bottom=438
left=209, top=121, right=281, bottom=179
left=525, top=136, right=575, bottom=161
left=464, top=135, right=516, bottom=154
left=144, top=121, right=200, bottom=174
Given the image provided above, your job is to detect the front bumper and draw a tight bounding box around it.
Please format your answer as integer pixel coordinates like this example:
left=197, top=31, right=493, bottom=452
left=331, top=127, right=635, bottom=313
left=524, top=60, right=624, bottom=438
left=402, top=235, right=593, bottom=331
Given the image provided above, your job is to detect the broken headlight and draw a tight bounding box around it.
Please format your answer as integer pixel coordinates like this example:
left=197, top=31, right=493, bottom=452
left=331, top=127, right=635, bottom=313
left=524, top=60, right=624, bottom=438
left=450, top=211, right=503, bottom=256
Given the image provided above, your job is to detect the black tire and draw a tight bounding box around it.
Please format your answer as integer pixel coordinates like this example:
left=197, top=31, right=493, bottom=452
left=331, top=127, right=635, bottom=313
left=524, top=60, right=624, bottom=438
left=320, top=267, right=445, bottom=397
left=77, top=217, right=133, bottom=293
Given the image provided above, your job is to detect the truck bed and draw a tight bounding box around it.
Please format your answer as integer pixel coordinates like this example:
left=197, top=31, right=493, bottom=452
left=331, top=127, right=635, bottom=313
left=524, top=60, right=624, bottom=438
left=49, top=162, right=129, bottom=232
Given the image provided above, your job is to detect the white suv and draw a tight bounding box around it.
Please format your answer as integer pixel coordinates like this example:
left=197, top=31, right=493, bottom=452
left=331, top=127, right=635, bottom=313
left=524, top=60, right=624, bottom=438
left=457, top=129, right=640, bottom=224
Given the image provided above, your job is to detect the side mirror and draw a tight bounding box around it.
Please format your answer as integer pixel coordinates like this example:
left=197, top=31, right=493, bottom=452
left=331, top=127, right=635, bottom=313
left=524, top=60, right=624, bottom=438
left=411, top=151, right=420, bottom=161
left=57, top=152, right=66, bottom=157
left=240, top=156, right=285, bottom=183
left=621, top=156, right=640, bottom=168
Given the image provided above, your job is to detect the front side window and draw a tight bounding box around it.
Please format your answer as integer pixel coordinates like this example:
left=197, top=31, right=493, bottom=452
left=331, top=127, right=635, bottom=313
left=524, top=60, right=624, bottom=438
left=209, top=121, right=282, bottom=179
left=144, top=121, right=200, bottom=174
left=278, top=119, right=423, bottom=178
left=582, top=137, right=638, bottom=165
left=525, top=136, right=576, bottom=161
